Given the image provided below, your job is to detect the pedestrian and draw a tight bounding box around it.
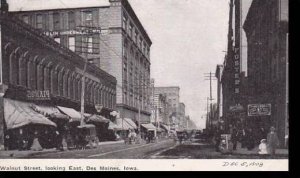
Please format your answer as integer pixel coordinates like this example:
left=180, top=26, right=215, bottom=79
left=55, top=131, right=64, bottom=151
left=267, top=126, right=279, bottom=156
left=4, top=134, right=10, bottom=150
left=214, top=129, right=221, bottom=152
left=258, top=139, right=268, bottom=155
left=285, top=134, right=289, bottom=149
left=231, top=125, right=238, bottom=151
left=31, top=130, right=43, bottom=151
left=246, top=128, right=255, bottom=150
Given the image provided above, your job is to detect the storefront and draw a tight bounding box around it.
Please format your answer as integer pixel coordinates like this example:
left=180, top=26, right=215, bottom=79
left=3, top=98, right=58, bottom=150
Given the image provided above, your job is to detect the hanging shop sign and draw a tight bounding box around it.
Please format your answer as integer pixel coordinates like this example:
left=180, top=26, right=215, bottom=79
left=248, top=104, right=271, bottom=116
left=27, top=90, right=51, bottom=101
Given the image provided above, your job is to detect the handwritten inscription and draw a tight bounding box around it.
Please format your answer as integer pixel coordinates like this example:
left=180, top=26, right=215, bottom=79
left=222, top=161, right=263, bottom=168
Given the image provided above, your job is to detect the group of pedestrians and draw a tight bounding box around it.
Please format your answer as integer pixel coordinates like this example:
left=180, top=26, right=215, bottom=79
left=215, top=125, right=280, bottom=156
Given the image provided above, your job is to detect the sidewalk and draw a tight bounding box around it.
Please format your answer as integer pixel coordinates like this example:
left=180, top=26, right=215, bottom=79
left=228, top=143, right=289, bottom=158
left=0, top=140, right=125, bottom=158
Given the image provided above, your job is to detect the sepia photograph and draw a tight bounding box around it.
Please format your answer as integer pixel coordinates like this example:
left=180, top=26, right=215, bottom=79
left=0, top=0, right=289, bottom=171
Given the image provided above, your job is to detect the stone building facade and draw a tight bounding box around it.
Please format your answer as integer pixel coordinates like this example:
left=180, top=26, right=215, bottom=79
left=11, top=0, right=152, bottom=125
left=0, top=9, right=116, bottom=147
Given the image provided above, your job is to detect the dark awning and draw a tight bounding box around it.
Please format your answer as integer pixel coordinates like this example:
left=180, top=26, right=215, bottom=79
left=4, top=98, right=57, bottom=130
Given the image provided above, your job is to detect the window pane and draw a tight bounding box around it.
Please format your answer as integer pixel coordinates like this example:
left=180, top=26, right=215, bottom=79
left=53, top=13, right=60, bottom=31
left=36, top=14, right=43, bottom=29
left=68, top=11, right=75, bottom=29
left=69, top=37, right=75, bottom=51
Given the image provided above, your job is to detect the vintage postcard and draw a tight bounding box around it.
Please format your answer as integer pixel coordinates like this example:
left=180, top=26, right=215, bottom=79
left=0, top=0, right=288, bottom=171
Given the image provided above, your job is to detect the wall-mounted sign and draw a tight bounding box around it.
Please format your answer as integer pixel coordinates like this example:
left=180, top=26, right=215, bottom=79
left=248, top=104, right=271, bottom=116
left=27, top=90, right=51, bottom=101
left=44, top=29, right=101, bottom=38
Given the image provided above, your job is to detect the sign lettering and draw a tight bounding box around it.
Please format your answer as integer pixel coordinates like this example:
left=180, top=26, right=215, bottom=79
left=27, top=90, right=51, bottom=100
left=248, top=104, right=271, bottom=116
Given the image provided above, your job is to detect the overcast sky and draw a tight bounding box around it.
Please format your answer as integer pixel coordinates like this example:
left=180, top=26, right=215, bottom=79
left=129, top=0, right=229, bottom=129
left=129, top=0, right=252, bottom=129
left=7, top=0, right=252, bottom=129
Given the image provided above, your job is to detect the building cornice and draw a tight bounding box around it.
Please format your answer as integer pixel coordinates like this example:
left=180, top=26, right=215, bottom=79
left=110, top=0, right=152, bottom=46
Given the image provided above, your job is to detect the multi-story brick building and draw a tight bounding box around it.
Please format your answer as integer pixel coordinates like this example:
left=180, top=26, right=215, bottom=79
left=150, top=93, right=169, bottom=125
left=243, top=0, right=288, bottom=146
left=154, top=87, right=180, bottom=128
left=0, top=3, right=117, bottom=149
left=11, top=0, right=152, bottom=125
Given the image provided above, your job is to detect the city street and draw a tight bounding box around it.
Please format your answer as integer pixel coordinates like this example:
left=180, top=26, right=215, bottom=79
left=16, top=139, right=176, bottom=159
left=1, top=138, right=288, bottom=159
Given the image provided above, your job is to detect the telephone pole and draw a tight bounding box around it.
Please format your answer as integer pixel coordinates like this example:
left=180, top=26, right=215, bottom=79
left=204, top=72, right=216, bottom=130
left=75, top=26, right=101, bottom=126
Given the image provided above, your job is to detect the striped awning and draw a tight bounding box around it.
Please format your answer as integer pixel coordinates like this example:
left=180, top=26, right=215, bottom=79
left=32, top=105, right=69, bottom=121
left=4, top=99, right=57, bottom=130
left=115, top=118, right=136, bottom=130
left=57, top=106, right=82, bottom=122
left=141, top=123, right=156, bottom=131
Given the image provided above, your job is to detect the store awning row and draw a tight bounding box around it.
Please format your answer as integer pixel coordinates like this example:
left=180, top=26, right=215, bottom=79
left=4, top=99, right=57, bottom=130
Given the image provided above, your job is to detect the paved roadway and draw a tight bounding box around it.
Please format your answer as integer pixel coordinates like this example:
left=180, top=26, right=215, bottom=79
left=23, top=139, right=176, bottom=159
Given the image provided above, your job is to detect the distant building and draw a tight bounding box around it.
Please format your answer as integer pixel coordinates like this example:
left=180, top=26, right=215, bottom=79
left=154, top=87, right=180, bottom=127
left=178, top=103, right=186, bottom=129
left=11, top=0, right=152, bottom=125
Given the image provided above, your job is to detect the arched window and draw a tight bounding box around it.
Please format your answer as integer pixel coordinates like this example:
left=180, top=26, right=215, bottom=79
left=44, top=62, right=52, bottom=91
left=9, top=48, right=21, bottom=85
left=37, top=59, right=46, bottom=90
left=58, top=68, right=64, bottom=96
left=19, top=52, right=29, bottom=87
left=51, top=65, right=59, bottom=95
left=63, top=71, right=69, bottom=97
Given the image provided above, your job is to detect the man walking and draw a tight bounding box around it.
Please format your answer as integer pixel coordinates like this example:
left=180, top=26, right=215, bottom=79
left=267, top=126, right=279, bottom=156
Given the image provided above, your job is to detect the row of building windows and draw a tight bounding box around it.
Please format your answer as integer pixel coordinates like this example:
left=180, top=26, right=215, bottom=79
left=53, top=35, right=100, bottom=54
left=21, top=11, right=94, bottom=31
left=4, top=45, right=116, bottom=109
left=123, top=37, right=150, bottom=109
left=122, top=12, right=150, bottom=59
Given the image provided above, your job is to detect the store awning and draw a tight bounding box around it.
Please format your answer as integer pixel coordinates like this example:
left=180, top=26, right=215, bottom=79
left=86, top=114, right=110, bottom=123
left=32, top=105, right=69, bottom=121
left=57, top=106, right=82, bottom=122
left=141, top=123, right=156, bottom=131
left=124, top=118, right=137, bottom=129
left=4, top=98, right=57, bottom=130
left=115, top=118, right=135, bottom=130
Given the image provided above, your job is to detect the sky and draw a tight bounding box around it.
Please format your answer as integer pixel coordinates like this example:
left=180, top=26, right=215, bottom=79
left=128, top=0, right=229, bottom=129
left=6, top=0, right=253, bottom=129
